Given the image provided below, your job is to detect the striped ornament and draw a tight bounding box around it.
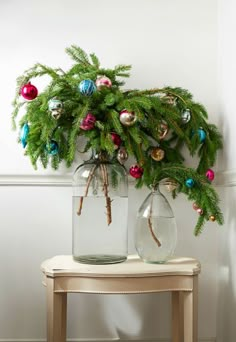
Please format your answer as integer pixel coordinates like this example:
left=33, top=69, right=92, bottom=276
left=78, top=79, right=96, bottom=96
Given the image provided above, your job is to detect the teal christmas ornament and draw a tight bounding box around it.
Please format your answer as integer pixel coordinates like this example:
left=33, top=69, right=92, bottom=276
left=198, top=128, right=206, bottom=143
left=78, top=79, right=96, bottom=96
left=185, top=178, right=195, bottom=188
left=20, top=123, right=29, bottom=148
left=46, top=140, right=59, bottom=155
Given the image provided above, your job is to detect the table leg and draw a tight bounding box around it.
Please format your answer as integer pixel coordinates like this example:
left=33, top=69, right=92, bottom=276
left=183, top=276, right=198, bottom=342
left=46, top=277, right=67, bottom=342
left=172, top=291, right=184, bottom=342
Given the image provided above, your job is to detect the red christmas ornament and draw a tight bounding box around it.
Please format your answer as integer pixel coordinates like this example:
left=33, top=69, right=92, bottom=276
left=80, top=113, right=96, bottom=130
left=129, top=165, right=144, bottom=178
left=206, top=169, right=215, bottom=181
left=111, top=133, right=122, bottom=149
left=20, top=82, right=38, bottom=100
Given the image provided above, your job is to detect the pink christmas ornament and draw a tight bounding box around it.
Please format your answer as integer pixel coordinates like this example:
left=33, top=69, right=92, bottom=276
left=197, top=208, right=204, bottom=215
left=20, top=82, right=38, bottom=100
left=95, top=76, right=112, bottom=89
left=80, top=113, right=96, bottom=130
left=206, top=169, right=215, bottom=181
left=111, top=133, right=122, bottom=149
left=192, top=202, right=199, bottom=210
left=129, top=165, right=144, bottom=179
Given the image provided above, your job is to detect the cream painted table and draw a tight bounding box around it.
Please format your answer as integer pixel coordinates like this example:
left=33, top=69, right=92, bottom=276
left=41, top=255, right=201, bottom=342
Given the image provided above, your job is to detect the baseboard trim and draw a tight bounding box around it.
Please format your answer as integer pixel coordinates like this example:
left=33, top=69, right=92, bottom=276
left=0, top=338, right=216, bottom=342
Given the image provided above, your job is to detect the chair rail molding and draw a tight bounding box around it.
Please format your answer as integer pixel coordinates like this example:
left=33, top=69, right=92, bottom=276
left=0, top=169, right=234, bottom=187
left=0, top=338, right=216, bottom=342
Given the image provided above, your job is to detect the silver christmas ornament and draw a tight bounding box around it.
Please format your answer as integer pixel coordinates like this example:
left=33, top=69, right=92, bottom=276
left=158, top=122, right=169, bottom=140
left=117, top=147, right=128, bottom=164
left=181, top=109, right=191, bottom=124
left=48, top=98, right=64, bottom=120
left=119, top=110, right=136, bottom=126
left=51, top=108, right=64, bottom=120
left=165, top=179, right=178, bottom=192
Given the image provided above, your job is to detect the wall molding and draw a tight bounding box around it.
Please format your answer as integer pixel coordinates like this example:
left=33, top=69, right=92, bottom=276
left=0, top=174, right=72, bottom=186
left=0, top=169, right=235, bottom=187
left=0, top=338, right=216, bottom=342
left=215, top=169, right=236, bottom=187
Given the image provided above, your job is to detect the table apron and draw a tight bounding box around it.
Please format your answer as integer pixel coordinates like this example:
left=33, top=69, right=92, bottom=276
left=47, top=275, right=195, bottom=294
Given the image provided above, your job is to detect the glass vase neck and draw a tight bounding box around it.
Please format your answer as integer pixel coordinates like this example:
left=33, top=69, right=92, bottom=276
left=151, top=184, right=161, bottom=194
left=89, top=150, right=110, bottom=163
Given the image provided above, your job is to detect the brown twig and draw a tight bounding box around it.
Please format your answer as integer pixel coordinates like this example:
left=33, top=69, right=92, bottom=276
left=148, top=217, right=161, bottom=247
left=77, top=165, right=98, bottom=215
left=148, top=194, right=161, bottom=247
left=100, top=163, right=112, bottom=225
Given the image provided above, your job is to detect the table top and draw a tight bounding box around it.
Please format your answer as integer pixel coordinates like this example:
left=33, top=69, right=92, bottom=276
left=41, top=255, right=201, bottom=278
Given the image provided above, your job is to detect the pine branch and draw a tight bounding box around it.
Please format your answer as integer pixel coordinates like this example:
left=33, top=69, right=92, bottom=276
left=11, top=44, right=224, bottom=237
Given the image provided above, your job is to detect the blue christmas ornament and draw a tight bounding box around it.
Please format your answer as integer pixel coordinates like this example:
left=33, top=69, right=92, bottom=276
left=45, top=140, right=59, bottom=155
left=198, top=128, right=206, bottom=143
left=78, top=79, right=96, bottom=96
left=20, top=123, right=29, bottom=148
left=185, top=178, right=195, bottom=188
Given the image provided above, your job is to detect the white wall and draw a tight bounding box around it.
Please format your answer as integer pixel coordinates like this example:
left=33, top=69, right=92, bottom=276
left=217, top=1, right=236, bottom=341
left=0, top=0, right=220, bottom=341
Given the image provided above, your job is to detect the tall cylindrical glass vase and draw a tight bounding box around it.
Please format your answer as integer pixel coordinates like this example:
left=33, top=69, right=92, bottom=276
left=72, top=153, right=128, bottom=264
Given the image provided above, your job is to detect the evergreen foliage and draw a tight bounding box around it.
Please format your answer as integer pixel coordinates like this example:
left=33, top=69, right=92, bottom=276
left=12, top=45, right=223, bottom=235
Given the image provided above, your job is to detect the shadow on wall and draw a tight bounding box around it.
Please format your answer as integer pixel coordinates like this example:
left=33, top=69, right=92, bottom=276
left=217, top=186, right=236, bottom=342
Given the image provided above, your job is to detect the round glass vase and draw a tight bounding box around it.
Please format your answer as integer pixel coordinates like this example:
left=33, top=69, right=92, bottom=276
left=135, top=186, right=177, bottom=264
left=72, top=153, right=128, bottom=265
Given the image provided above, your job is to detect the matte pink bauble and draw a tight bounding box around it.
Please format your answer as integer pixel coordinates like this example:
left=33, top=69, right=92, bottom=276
left=80, top=113, right=96, bottom=130
left=95, top=76, right=112, bottom=89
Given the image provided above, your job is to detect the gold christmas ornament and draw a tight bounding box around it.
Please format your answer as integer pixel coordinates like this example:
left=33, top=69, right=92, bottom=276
left=209, top=215, right=216, bottom=222
left=158, top=122, right=169, bottom=140
left=192, top=202, right=199, bottom=210
left=151, top=147, right=165, bottom=161
left=163, top=94, right=176, bottom=105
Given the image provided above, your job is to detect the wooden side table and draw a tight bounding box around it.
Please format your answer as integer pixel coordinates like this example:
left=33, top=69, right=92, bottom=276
left=41, top=255, right=200, bottom=342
